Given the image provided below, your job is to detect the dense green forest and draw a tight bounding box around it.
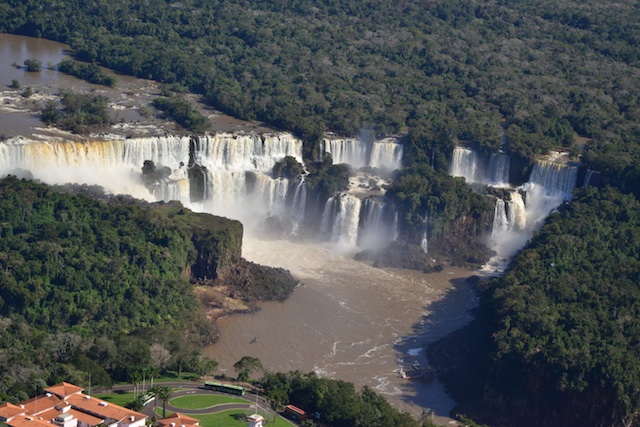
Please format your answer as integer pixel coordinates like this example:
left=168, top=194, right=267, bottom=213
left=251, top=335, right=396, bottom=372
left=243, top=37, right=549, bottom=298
left=430, top=186, right=640, bottom=427
left=262, top=371, right=418, bottom=427
left=482, top=186, right=640, bottom=426
left=2, top=1, right=640, bottom=425
left=0, top=177, right=244, bottom=400
left=0, top=0, right=639, bottom=189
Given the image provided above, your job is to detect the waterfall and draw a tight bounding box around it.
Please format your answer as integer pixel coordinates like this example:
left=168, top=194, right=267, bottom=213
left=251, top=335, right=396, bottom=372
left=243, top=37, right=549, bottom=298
left=508, top=192, right=527, bottom=231
left=192, top=133, right=303, bottom=171
left=330, top=193, right=362, bottom=247
left=529, top=160, right=578, bottom=195
left=450, top=147, right=483, bottom=184
left=369, top=139, right=403, bottom=170
left=486, top=159, right=578, bottom=270
left=583, top=169, right=601, bottom=188
left=392, top=211, right=399, bottom=241
left=0, top=136, right=191, bottom=200
left=420, top=211, right=428, bottom=254
left=152, top=177, right=189, bottom=202
left=291, top=176, right=307, bottom=222
left=450, top=147, right=511, bottom=186
left=0, top=133, right=306, bottom=228
left=323, top=137, right=403, bottom=170
left=323, top=138, right=368, bottom=168
left=188, top=133, right=302, bottom=224
left=487, top=153, right=510, bottom=186
left=491, top=199, right=508, bottom=239
left=357, top=198, right=393, bottom=248
left=320, top=196, right=337, bottom=236
left=0, top=132, right=399, bottom=251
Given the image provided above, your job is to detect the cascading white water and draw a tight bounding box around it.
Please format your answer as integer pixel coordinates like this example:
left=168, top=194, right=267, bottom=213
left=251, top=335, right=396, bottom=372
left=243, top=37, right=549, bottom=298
left=319, top=193, right=364, bottom=247
left=193, top=133, right=303, bottom=171
left=508, top=192, right=527, bottom=231
left=450, top=147, right=483, bottom=184
left=319, top=196, right=337, bottom=236
left=369, top=138, right=404, bottom=170
left=291, top=176, right=307, bottom=222
left=529, top=160, right=578, bottom=195
left=420, top=211, right=428, bottom=254
left=190, top=133, right=303, bottom=224
left=392, top=212, right=399, bottom=241
left=582, top=169, right=602, bottom=188
left=0, top=131, right=400, bottom=251
left=323, top=137, right=403, bottom=170
left=330, top=193, right=362, bottom=247
left=0, top=133, right=305, bottom=229
left=487, top=153, right=510, bottom=187
left=450, top=147, right=511, bottom=186
left=488, top=159, right=578, bottom=270
left=323, top=138, right=368, bottom=168
left=0, top=136, right=191, bottom=200
left=490, top=199, right=508, bottom=239
left=358, top=198, right=393, bottom=248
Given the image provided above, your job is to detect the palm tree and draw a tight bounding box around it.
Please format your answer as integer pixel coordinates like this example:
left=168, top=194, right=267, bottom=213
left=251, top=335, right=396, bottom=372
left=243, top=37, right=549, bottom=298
left=156, top=386, right=172, bottom=417
left=147, top=385, right=161, bottom=410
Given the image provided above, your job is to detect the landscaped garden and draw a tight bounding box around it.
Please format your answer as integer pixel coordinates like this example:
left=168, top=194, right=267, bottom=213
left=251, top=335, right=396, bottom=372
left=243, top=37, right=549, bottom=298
left=170, top=394, right=248, bottom=409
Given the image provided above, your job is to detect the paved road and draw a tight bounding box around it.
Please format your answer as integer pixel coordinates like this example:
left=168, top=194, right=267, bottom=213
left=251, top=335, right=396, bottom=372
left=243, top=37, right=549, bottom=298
left=95, top=381, right=292, bottom=423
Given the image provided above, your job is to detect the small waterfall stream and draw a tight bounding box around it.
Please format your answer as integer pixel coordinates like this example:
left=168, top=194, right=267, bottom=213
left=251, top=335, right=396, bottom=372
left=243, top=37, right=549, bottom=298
left=420, top=211, right=429, bottom=254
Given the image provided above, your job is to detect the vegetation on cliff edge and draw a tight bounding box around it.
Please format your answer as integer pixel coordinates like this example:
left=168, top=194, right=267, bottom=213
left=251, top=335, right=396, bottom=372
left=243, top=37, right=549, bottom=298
left=431, top=186, right=640, bottom=427
left=0, top=177, right=246, bottom=401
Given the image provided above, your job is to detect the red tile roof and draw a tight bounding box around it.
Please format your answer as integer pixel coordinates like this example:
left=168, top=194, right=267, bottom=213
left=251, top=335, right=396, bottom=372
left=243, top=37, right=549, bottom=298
left=20, top=395, right=62, bottom=416
left=0, top=403, right=26, bottom=421
left=7, top=415, right=52, bottom=427
left=6, top=383, right=147, bottom=427
left=44, top=383, right=84, bottom=399
left=156, top=413, right=200, bottom=427
left=66, top=394, right=146, bottom=424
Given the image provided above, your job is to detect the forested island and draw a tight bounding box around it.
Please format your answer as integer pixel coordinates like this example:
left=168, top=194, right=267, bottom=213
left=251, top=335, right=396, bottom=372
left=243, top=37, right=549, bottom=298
left=1, top=0, right=640, bottom=426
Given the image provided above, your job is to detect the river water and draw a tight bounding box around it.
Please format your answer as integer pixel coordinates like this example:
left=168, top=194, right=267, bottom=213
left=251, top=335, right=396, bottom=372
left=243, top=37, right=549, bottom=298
left=205, top=237, right=478, bottom=421
left=0, top=33, right=270, bottom=138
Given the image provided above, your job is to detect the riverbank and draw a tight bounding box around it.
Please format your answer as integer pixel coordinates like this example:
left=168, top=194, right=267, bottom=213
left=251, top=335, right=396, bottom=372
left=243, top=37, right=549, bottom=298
left=0, top=33, right=272, bottom=140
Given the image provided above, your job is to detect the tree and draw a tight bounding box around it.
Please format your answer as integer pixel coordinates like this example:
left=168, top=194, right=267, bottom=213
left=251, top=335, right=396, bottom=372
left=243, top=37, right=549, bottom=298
left=233, top=356, right=263, bottom=382
left=192, top=355, right=218, bottom=378
left=23, top=58, right=41, bottom=72
left=266, top=387, right=288, bottom=413
left=156, top=385, right=172, bottom=417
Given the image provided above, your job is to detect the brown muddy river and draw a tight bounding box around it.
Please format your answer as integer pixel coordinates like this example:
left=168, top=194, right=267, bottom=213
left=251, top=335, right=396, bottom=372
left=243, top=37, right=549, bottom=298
left=205, top=238, right=479, bottom=421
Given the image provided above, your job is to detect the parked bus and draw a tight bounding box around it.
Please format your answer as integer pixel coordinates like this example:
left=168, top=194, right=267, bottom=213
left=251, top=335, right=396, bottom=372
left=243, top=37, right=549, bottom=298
left=204, top=381, right=245, bottom=395
left=284, top=404, right=306, bottom=421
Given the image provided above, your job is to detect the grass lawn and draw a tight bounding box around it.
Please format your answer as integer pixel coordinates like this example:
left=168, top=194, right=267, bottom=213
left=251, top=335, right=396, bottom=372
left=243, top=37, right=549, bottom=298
left=94, top=392, right=134, bottom=407
left=170, top=394, right=248, bottom=409
left=196, top=411, right=294, bottom=427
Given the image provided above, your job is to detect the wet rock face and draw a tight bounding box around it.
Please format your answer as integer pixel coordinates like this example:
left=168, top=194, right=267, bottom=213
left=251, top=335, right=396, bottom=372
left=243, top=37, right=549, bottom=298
left=354, top=241, right=446, bottom=272
left=190, top=221, right=243, bottom=280
left=187, top=163, right=207, bottom=203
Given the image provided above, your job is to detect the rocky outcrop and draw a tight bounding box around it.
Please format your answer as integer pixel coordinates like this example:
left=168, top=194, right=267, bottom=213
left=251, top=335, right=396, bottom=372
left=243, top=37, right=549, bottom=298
left=189, top=213, right=243, bottom=280
left=354, top=241, right=445, bottom=272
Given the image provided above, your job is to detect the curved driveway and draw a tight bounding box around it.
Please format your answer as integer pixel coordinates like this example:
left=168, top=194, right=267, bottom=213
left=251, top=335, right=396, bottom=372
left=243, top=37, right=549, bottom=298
left=96, top=382, right=287, bottom=421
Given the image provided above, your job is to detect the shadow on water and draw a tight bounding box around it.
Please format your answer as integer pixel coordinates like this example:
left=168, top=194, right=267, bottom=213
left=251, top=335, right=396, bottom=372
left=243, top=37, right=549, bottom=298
left=393, top=274, right=482, bottom=417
